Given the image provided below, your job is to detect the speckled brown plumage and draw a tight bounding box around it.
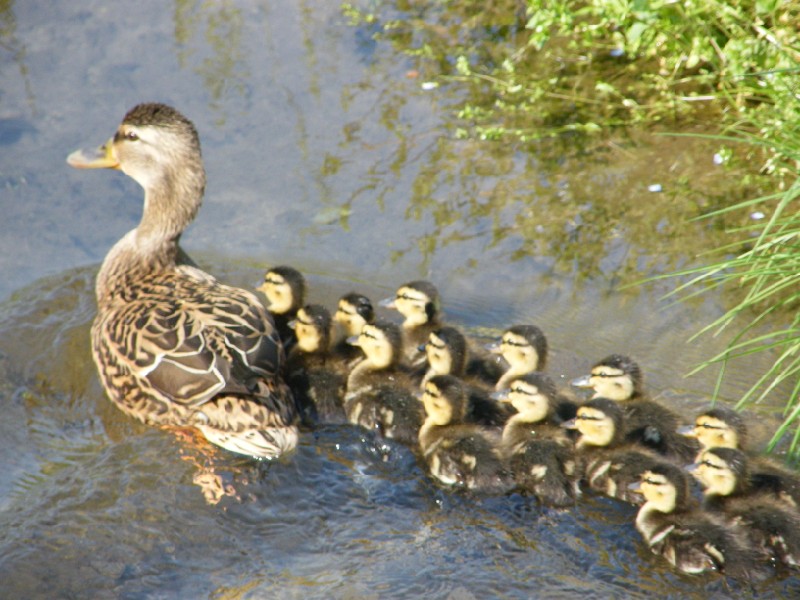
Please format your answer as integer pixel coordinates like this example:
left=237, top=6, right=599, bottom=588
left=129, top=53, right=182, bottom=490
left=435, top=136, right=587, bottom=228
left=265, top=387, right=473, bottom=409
left=69, top=103, right=297, bottom=458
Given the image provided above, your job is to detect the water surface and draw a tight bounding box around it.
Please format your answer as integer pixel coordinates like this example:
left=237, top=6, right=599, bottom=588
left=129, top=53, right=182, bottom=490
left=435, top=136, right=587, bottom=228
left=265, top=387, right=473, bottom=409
left=1, top=2, right=797, bottom=598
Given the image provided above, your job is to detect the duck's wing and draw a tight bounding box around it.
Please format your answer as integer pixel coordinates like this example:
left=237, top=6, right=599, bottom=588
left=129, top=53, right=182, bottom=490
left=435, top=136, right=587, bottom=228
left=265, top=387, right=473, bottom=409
left=94, top=272, right=283, bottom=409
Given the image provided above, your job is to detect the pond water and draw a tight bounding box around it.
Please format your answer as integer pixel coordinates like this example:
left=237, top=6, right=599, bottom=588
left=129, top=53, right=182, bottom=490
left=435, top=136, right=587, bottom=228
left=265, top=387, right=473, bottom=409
left=1, top=1, right=797, bottom=598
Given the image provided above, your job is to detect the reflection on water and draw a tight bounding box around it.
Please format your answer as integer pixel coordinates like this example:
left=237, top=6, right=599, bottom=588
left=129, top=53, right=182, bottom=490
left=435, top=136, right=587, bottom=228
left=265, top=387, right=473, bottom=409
left=1, top=0, right=798, bottom=597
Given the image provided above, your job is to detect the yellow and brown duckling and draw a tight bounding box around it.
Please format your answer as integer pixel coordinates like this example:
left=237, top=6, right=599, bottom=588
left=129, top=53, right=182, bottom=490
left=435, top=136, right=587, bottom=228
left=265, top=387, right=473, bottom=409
left=494, top=372, right=579, bottom=506
left=629, top=463, right=768, bottom=580
left=562, top=397, right=667, bottom=504
left=488, top=324, right=548, bottom=391
left=677, top=405, right=747, bottom=453
left=689, top=447, right=800, bottom=567
left=679, top=406, right=800, bottom=508
left=380, top=280, right=443, bottom=367
left=419, top=375, right=512, bottom=493
left=422, top=326, right=511, bottom=427
left=67, top=103, right=297, bottom=458
left=286, top=304, right=346, bottom=426
left=571, top=354, right=698, bottom=463
left=257, top=265, right=307, bottom=352
left=345, top=319, right=423, bottom=446
left=332, top=291, right=375, bottom=372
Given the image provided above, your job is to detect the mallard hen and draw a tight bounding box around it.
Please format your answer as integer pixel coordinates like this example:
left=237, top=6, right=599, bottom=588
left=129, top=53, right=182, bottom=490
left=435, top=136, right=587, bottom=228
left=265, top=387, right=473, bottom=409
left=68, top=103, right=297, bottom=459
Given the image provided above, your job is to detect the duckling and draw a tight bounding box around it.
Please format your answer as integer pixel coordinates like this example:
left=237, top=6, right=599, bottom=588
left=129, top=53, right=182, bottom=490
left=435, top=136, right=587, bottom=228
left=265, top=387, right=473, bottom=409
left=422, top=326, right=504, bottom=387
left=488, top=324, right=548, bottom=391
left=285, top=304, right=346, bottom=426
left=571, top=354, right=698, bottom=463
left=331, top=291, right=375, bottom=372
left=677, top=405, right=746, bottom=453
left=257, top=265, right=307, bottom=352
left=689, top=447, right=800, bottom=567
left=67, top=103, right=297, bottom=458
left=679, top=406, right=800, bottom=507
left=494, top=372, right=579, bottom=506
left=345, top=320, right=423, bottom=446
left=562, top=397, right=666, bottom=504
left=419, top=375, right=512, bottom=493
left=380, top=280, right=442, bottom=367
left=422, top=327, right=510, bottom=427
left=630, top=463, right=767, bottom=579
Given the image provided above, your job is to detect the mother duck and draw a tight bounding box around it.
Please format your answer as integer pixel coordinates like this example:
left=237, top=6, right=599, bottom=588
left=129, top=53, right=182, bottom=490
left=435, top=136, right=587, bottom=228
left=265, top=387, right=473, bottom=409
left=67, top=103, right=297, bottom=458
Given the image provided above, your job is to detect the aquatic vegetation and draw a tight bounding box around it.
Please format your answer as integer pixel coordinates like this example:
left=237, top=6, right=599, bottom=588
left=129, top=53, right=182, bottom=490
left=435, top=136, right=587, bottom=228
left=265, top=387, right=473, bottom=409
left=341, top=0, right=800, bottom=456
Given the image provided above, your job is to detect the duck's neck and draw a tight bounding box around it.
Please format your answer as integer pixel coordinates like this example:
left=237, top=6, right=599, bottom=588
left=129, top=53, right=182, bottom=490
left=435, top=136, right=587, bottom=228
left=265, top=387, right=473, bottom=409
left=96, top=176, right=203, bottom=303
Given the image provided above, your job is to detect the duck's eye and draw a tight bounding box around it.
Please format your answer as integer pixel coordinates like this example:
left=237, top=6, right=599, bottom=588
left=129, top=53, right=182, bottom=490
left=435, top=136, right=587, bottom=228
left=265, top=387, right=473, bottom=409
left=124, top=131, right=139, bottom=141
left=576, top=414, right=601, bottom=421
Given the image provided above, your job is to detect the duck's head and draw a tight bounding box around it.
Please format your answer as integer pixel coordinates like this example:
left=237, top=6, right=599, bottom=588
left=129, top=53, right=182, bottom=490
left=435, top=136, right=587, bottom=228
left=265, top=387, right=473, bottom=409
left=562, top=397, right=623, bottom=448
left=688, top=447, right=748, bottom=497
left=421, top=374, right=467, bottom=427
left=423, top=327, right=467, bottom=377
left=380, top=280, right=440, bottom=328
left=630, top=463, right=689, bottom=514
left=334, top=292, right=375, bottom=337
left=495, top=372, right=558, bottom=424
left=291, top=304, right=332, bottom=354
left=257, top=265, right=306, bottom=315
left=489, top=324, right=548, bottom=372
left=677, top=406, right=746, bottom=451
left=348, top=319, right=402, bottom=369
left=67, top=103, right=206, bottom=237
left=571, top=354, right=642, bottom=401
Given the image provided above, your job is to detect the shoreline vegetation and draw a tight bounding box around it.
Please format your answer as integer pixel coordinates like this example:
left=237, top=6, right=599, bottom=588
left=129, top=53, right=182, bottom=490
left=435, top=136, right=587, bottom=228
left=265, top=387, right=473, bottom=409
left=341, top=0, right=800, bottom=456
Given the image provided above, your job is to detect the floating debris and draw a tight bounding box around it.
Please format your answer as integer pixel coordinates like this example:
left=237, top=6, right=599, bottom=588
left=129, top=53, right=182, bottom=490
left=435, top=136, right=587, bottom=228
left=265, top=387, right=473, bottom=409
left=648, top=183, right=662, bottom=193
left=421, top=81, right=439, bottom=91
left=750, top=211, right=765, bottom=220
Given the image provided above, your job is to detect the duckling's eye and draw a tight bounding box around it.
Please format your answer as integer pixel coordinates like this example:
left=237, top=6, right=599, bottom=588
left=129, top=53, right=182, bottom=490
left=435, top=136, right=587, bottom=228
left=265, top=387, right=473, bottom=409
left=699, top=423, right=722, bottom=430
left=502, top=339, right=528, bottom=348
left=124, top=130, right=139, bottom=141
left=510, top=386, right=532, bottom=396
left=699, top=459, right=722, bottom=470
left=643, top=478, right=661, bottom=486
left=576, top=414, right=601, bottom=421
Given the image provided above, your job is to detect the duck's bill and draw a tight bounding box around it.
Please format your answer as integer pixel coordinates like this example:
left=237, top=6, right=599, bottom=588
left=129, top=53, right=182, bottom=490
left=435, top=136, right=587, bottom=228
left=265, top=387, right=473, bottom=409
left=378, top=296, right=397, bottom=309
left=67, top=139, right=119, bottom=169
left=570, top=374, right=592, bottom=388
left=490, top=389, right=509, bottom=402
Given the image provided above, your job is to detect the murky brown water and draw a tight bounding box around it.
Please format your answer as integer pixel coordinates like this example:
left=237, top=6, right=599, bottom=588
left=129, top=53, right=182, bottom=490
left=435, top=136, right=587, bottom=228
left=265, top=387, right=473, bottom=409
left=1, top=1, right=797, bottom=598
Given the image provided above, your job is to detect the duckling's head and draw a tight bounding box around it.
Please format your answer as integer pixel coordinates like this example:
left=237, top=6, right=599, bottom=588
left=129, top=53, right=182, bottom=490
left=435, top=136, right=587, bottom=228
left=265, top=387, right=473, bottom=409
left=564, top=397, right=623, bottom=448
left=679, top=406, right=746, bottom=451
left=334, top=292, right=375, bottom=337
left=424, top=327, right=467, bottom=377
left=68, top=103, right=206, bottom=234
left=257, top=265, right=307, bottom=315
left=499, top=372, right=558, bottom=424
left=571, top=354, right=642, bottom=401
left=349, top=319, right=402, bottom=370
left=421, top=374, right=467, bottom=426
left=689, top=447, right=748, bottom=497
left=492, top=324, right=548, bottom=372
left=632, top=463, right=690, bottom=514
left=381, top=280, right=440, bottom=328
left=291, top=304, right=332, bottom=354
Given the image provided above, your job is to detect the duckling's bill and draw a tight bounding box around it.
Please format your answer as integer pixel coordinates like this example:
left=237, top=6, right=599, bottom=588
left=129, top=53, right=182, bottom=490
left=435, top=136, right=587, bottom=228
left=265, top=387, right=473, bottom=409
left=67, top=139, right=120, bottom=169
